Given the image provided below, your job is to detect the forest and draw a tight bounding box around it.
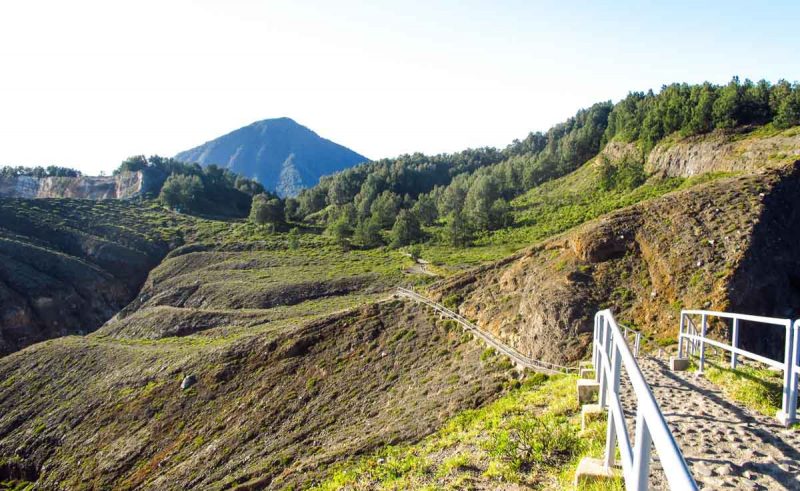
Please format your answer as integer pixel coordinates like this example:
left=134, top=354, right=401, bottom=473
left=276, top=77, right=800, bottom=249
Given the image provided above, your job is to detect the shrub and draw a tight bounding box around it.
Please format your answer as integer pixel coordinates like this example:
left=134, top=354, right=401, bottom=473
left=488, top=414, right=581, bottom=471
left=442, top=294, right=462, bottom=310
left=249, top=193, right=285, bottom=226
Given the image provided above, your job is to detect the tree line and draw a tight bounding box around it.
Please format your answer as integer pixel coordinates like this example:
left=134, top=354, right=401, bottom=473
left=116, top=155, right=268, bottom=217
left=265, top=77, right=799, bottom=250
left=0, top=166, right=82, bottom=178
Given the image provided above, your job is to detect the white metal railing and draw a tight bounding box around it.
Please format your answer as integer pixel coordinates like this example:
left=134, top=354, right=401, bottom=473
left=789, top=319, right=800, bottom=422
left=621, top=325, right=642, bottom=357
left=678, top=309, right=796, bottom=424
left=396, top=287, right=576, bottom=374
left=593, top=310, right=697, bottom=491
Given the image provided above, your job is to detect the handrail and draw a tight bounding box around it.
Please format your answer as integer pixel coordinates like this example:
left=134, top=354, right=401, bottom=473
left=678, top=309, right=796, bottom=425
left=789, top=320, right=800, bottom=422
left=395, top=287, right=576, bottom=374
left=594, top=310, right=697, bottom=491
left=620, top=324, right=643, bottom=357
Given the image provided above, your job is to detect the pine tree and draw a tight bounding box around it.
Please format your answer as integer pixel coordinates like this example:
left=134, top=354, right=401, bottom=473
left=390, top=209, right=422, bottom=248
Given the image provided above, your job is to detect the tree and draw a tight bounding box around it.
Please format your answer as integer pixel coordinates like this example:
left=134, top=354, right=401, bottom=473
left=774, top=85, right=800, bottom=129
left=327, top=215, right=353, bottom=249
left=353, top=215, right=383, bottom=248
left=297, top=186, right=328, bottom=217
left=464, top=175, right=500, bottom=231
left=390, top=209, right=422, bottom=248
left=489, top=198, right=513, bottom=229
left=160, top=174, right=204, bottom=211
left=712, top=77, right=742, bottom=129
left=284, top=197, right=300, bottom=222
left=445, top=211, right=471, bottom=247
left=685, top=83, right=716, bottom=134
left=370, top=191, right=401, bottom=229
left=116, top=155, right=149, bottom=174
left=249, top=193, right=285, bottom=226
left=412, top=193, right=438, bottom=226
left=287, top=227, right=301, bottom=250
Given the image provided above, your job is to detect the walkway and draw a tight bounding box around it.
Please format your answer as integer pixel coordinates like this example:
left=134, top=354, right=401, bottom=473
left=624, top=356, right=800, bottom=490
left=395, top=287, right=575, bottom=375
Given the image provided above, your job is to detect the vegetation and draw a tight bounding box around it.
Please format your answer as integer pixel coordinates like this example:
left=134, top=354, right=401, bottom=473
left=0, top=165, right=82, bottom=178
left=692, top=358, right=785, bottom=418
left=116, top=155, right=266, bottom=217
left=268, top=78, right=800, bottom=274
left=312, top=374, right=622, bottom=489
left=249, top=193, right=285, bottom=228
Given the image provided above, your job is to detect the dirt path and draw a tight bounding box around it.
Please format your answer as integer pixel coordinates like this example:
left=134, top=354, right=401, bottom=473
left=622, top=357, right=800, bottom=490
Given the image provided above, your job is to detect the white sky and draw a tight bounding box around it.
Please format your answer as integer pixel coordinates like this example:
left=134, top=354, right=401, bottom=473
left=1, top=0, right=798, bottom=175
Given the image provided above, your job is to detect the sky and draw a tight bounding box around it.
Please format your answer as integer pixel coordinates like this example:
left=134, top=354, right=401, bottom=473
left=0, top=0, right=798, bottom=175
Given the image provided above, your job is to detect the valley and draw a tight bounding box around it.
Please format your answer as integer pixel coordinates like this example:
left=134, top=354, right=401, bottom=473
left=1, top=78, right=800, bottom=490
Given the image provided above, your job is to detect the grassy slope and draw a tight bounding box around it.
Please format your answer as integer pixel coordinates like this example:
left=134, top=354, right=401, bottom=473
left=311, top=372, right=621, bottom=490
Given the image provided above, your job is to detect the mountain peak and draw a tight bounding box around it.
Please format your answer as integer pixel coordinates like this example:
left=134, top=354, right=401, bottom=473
left=175, top=118, right=367, bottom=197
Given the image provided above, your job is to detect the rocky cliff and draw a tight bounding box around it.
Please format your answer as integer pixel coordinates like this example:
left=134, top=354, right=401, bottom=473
left=0, top=171, right=148, bottom=199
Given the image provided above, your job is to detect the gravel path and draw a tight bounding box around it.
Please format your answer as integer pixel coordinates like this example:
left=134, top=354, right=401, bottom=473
left=620, top=356, right=800, bottom=490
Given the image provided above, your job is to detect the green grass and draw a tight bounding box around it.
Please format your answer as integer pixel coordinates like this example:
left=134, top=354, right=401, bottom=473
left=696, top=358, right=784, bottom=417
left=0, top=481, right=35, bottom=491
left=311, top=374, right=623, bottom=490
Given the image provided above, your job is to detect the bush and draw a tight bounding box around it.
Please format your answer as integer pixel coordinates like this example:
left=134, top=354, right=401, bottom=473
left=488, top=414, right=581, bottom=471
left=160, top=174, right=203, bottom=211
left=442, top=294, right=462, bottom=310
left=249, top=193, right=285, bottom=226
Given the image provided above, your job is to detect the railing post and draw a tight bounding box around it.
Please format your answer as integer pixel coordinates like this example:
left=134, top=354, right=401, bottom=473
left=635, top=332, right=641, bottom=357
left=599, top=316, right=610, bottom=408
left=789, top=321, right=799, bottom=423
left=780, top=321, right=794, bottom=424
left=730, top=318, right=740, bottom=369
left=592, top=315, right=598, bottom=372
left=604, top=343, right=621, bottom=467
left=630, top=408, right=652, bottom=491
left=698, top=314, right=708, bottom=373
left=678, top=312, right=685, bottom=358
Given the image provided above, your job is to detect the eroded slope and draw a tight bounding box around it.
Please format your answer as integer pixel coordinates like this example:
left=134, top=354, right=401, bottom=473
left=0, top=199, right=188, bottom=355
left=430, top=162, right=800, bottom=363
left=0, top=300, right=513, bottom=489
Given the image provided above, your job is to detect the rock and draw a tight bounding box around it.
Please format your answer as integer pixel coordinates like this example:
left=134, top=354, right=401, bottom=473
left=181, top=375, right=197, bottom=390
left=714, top=464, right=734, bottom=476
left=693, top=462, right=714, bottom=477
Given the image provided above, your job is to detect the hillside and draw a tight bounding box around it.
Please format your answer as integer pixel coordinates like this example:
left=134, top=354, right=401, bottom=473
left=1, top=127, right=799, bottom=489
left=0, top=199, right=194, bottom=355
left=0, top=230, right=519, bottom=489
left=429, top=163, right=800, bottom=364
left=175, top=118, right=367, bottom=197
left=1, top=79, right=799, bottom=489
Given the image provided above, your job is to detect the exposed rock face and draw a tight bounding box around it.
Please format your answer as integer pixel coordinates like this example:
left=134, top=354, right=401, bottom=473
left=0, top=171, right=147, bottom=199
left=431, top=163, right=800, bottom=364
left=646, top=129, right=800, bottom=177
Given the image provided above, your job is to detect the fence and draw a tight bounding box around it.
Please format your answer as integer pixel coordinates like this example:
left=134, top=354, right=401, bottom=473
left=395, top=287, right=575, bottom=375
left=593, top=310, right=697, bottom=490
left=678, top=309, right=796, bottom=425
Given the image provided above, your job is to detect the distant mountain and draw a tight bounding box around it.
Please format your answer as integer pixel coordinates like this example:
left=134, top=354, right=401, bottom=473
left=175, top=117, right=368, bottom=197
